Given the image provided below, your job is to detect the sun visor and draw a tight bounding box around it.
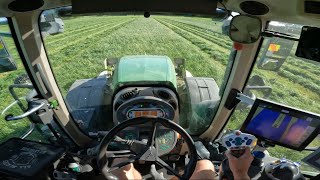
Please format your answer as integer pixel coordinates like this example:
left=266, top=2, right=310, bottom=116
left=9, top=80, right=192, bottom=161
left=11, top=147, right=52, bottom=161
left=72, top=0, right=218, bottom=16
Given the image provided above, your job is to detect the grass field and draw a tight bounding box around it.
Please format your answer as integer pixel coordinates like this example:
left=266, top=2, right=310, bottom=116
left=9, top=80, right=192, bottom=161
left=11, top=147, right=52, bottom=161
left=0, top=15, right=319, bottom=171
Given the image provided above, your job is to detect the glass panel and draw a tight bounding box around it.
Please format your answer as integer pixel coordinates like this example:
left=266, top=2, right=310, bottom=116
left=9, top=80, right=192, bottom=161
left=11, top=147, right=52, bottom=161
left=226, top=21, right=320, bottom=173
left=0, top=18, right=48, bottom=143
left=40, top=8, right=234, bottom=135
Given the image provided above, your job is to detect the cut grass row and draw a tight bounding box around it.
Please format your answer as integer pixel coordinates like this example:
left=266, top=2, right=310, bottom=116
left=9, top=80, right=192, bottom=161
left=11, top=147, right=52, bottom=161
left=282, top=63, right=320, bottom=85
left=173, top=20, right=320, bottom=95
left=49, top=16, right=121, bottom=35
left=156, top=17, right=320, bottom=97
left=47, top=18, right=135, bottom=56
left=156, top=18, right=230, bottom=67
left=46, top=17, right=135, bottom=45
left=48, top=19, right=136, bottom=72
left=278, top=69, right=320, bottom=95
left=165, top=20, right=231, bottom=51
left=286, top=57, right=320, bottom=76
left=160, top=18, right=232, bottom=48
left=160, top=16, right=225, bottom=34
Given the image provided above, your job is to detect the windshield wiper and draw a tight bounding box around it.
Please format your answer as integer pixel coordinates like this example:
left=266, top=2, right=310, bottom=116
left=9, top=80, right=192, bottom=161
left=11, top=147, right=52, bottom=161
left=304, top=146, right=318, bottom=151
left=262, top=30, right=299, bottom=41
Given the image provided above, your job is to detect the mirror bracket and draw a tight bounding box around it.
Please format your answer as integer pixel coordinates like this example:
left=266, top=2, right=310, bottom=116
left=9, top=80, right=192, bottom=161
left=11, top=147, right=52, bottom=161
left=236, top=92, right=255, bottom=106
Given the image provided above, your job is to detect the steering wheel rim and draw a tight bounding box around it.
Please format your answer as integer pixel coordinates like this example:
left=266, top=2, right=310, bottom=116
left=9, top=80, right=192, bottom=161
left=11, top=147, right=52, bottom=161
left=97, top=117, right=197, bottom=180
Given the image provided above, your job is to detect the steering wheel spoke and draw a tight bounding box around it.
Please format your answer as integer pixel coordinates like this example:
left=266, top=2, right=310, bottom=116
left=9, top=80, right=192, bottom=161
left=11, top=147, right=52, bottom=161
left=147, top=121, right=159, bottom=147
left=156, top=158, right=182, bottom=179
left=106, top=156, right=140, bottom=172
left=98, top=117, right=197, bottom=180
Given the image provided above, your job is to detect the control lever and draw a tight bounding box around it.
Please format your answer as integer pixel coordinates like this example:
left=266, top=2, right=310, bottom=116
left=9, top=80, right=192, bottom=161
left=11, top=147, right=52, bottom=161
left=113, top=136, right=147, bottom=154
left=150, top=164, right=165, bottom=180
left=5, top=101, right=46, bottom=121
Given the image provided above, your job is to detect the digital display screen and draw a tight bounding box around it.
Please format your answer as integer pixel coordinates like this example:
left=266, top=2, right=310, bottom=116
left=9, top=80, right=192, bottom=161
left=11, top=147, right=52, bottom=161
left=242, top=98, right=320, bottom=150
left=296, top=26, right=320, bottom=62
left=127, top=109, right=164, bottom=119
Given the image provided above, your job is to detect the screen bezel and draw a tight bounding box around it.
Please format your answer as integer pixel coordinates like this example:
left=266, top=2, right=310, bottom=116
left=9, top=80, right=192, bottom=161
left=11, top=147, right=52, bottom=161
left=240, top=98, right=320, bottom=151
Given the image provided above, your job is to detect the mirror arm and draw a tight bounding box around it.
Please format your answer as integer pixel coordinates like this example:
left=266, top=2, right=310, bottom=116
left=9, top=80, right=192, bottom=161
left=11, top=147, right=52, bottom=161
left=236, top=92, right=255, bottom=105
left=304, top=147, right=318, bottom=151
left=261, top=31, right=299, bottom=41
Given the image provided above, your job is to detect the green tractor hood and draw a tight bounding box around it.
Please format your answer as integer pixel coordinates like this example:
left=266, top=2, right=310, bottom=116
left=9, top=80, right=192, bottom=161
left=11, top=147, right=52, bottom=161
left=112, top=55, right=177, bottom=91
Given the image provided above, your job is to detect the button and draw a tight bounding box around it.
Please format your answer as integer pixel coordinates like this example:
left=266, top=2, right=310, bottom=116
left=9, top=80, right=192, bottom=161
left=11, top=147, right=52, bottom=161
left=229, top=138, right=233, bottom=141
left=235, top=131, right=241, bottom=136
left=252, top=151, right=265, bottom=159
left=235, top=137, right=243, bottom=146
left=226, top=141, right=231, bottom=147
left=244, top=137, right=248, bottom=140
left=246, top=139, right=252, bottom=145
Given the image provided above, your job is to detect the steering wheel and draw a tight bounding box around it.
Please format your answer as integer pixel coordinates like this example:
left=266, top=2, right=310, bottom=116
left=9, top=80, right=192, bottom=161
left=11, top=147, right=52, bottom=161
left=97, top=117, right=197, bottom=180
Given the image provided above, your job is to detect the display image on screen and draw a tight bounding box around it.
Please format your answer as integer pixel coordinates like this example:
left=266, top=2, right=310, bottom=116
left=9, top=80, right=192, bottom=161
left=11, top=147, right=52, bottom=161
left=242, top=99, right=320, bottom=150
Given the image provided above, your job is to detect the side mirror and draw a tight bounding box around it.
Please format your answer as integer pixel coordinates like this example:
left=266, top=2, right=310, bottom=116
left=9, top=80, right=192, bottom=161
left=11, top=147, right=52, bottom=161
left=229, top=15, right=262, bottom=44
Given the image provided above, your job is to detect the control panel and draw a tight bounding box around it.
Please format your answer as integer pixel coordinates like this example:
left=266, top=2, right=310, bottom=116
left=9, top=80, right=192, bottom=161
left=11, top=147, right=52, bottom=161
left=113, top=87, right=179, bottom=124
left=222, top=130, right=257, bottom=150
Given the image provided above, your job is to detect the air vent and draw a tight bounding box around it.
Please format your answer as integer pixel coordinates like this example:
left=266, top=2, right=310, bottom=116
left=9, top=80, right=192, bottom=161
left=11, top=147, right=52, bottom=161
left=8, top=0, right=44, bottom=12
left=121, top=89, right=138, bottom=100
left=240, top=1, right=269, bottom=15
left=169, top=101, right=177, bottom=110
left=157, top=90, right=170, bottom=100
left=114, top=101, right=123, bottom=110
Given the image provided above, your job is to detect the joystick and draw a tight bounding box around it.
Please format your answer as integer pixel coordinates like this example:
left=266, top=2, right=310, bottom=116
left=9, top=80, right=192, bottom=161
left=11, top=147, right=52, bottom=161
left=221, top=130, right=257, bottom=157
left=220, top=130, right=262, bottom=180
left=261, top=159, right=305, bottom=180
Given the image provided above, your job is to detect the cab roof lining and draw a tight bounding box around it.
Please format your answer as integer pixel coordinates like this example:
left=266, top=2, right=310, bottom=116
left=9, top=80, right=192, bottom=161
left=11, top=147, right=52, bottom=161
left=72, top=0, right=217, bottom=15
left=224, top=0, right=320, bottom=27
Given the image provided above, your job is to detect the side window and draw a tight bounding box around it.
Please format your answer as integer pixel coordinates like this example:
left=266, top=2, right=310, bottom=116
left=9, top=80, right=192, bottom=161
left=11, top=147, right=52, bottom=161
left=0, top=17, right=48, bottom=143
left=226, top=22, right=320, bottom=173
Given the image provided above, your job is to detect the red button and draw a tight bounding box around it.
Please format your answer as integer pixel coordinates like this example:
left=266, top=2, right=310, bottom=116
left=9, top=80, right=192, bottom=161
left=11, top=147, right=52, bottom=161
left=235, top=131, right=241, bottom=136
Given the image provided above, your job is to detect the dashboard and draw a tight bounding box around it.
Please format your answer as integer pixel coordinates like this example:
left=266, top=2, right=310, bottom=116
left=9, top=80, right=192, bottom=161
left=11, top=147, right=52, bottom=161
left=112, top=87, right=180, bottom=155
left=113, top=87, right=179, bottom=123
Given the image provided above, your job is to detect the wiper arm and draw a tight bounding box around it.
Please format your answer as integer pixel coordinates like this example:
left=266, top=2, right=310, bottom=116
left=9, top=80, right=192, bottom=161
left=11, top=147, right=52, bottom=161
left=262, top=30, right=299, bottom=41
left=304, top=146, right=318, bottom=151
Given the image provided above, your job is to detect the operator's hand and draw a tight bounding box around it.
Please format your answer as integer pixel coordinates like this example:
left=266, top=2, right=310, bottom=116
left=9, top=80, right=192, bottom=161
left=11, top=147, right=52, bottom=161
left=225, top=147, right=253, bottom=180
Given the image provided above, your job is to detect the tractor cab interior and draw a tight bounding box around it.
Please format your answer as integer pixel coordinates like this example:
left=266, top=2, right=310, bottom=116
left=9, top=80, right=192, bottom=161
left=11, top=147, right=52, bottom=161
left=0, top=0, right=319, bottom=179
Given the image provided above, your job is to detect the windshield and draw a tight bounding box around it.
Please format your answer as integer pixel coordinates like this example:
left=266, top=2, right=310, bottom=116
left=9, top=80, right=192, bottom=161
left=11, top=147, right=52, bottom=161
left=226, top=21, right=320, bottom=173
left=40, top=8, right=233, bottom=135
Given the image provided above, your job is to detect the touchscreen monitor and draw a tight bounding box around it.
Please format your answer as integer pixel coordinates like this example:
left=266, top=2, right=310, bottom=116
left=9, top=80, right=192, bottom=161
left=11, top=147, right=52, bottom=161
left=241, top=98, right=320, bottom=151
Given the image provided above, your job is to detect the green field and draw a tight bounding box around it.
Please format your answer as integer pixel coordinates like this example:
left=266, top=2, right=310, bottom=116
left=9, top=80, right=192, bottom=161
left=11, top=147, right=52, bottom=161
left=0, top=15, right=319, bottom=171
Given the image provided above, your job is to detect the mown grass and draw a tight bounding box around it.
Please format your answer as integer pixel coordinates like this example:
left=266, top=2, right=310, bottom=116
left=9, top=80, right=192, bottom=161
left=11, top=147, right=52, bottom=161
left=0, top=15, right=319, bottom=172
